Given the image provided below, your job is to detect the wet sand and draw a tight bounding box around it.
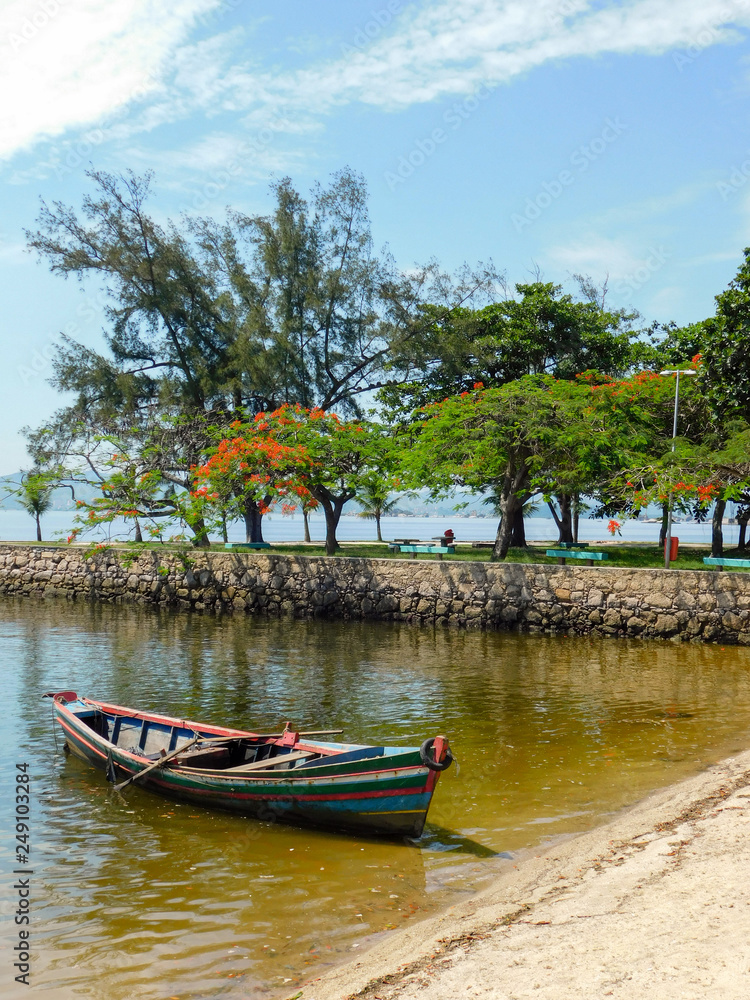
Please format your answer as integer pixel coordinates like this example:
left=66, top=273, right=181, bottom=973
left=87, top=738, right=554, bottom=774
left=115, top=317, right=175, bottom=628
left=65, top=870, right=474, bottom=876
left=292, top=748, right=750, bottom=1000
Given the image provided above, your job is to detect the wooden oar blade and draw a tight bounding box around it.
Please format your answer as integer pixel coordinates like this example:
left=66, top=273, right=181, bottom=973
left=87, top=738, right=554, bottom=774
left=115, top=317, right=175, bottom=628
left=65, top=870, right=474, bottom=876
left=113, top=734, right=200, bottom=791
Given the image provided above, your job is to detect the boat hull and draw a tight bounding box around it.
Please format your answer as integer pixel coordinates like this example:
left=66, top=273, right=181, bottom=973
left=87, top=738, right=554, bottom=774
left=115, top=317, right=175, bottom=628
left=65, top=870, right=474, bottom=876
left=53, top=695, right=447, bottom=838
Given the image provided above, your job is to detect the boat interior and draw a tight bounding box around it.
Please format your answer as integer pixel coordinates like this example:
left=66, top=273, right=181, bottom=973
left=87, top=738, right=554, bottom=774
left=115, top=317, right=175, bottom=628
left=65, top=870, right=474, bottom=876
left=73, top=705, right=386, bottom=773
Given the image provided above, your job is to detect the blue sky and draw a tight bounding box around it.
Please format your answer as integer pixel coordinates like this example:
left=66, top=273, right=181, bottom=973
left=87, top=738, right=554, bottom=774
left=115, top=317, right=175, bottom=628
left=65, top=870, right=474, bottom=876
left=2, top=0, right=750, bottom=471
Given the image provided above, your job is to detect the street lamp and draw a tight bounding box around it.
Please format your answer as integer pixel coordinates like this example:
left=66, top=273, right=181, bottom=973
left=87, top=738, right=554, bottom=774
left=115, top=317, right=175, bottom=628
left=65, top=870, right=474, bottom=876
left=659, top=368, right=697, bottom=569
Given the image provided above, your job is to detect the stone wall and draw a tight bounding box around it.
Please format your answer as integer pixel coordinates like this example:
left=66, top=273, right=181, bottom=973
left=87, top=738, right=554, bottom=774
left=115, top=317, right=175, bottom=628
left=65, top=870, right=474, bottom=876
left=1, top=544, right=750, bottom=644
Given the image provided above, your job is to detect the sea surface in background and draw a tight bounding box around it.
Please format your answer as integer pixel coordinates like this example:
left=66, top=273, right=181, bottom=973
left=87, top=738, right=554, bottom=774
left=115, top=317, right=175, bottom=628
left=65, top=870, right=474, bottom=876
left=3, top=601, right=750, bottom=999
left=0, top=509, right=738, bottom=547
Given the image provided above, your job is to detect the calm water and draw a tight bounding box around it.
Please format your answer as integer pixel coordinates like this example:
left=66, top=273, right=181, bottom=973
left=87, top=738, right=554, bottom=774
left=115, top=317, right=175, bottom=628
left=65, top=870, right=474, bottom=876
left=3, top=600, right=750, bottom=999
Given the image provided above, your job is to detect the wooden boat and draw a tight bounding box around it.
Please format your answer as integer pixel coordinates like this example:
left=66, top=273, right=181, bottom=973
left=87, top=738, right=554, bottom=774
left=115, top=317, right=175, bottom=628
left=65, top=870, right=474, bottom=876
left=49, top=691, right=453, bottom=838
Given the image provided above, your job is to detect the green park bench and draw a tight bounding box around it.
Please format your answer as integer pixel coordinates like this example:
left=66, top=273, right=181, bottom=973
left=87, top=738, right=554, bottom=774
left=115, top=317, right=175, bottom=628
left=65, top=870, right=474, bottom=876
left=224, top=542, right=271, bottom=550
left=546, top=549, right=608, bottom=566
left=388, top=543, right=455, bottom=561
left=703, top=556, right=750, bottom=571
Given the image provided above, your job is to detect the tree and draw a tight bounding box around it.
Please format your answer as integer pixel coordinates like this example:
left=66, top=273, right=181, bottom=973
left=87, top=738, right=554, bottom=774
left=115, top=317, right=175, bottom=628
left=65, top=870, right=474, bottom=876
left=699, top=249, right=750, bottom=419
left=200, top=407, right=398, bottom=555
left=403, top=376, right=646, bottom=560
left=382, top=280, right=643, bottom=543
left=355, top=473, right=408, bottom=543
left=17, top=471, right=56, bottom=542
left=191, top=420, right=313, bottom=535
left=621, top=419, right=750, bottom=557
left=26, top=168, right=495, bottom=544
left=382, top=280, right=640, bottom=412
left=480, top=493, right=541, bottom=548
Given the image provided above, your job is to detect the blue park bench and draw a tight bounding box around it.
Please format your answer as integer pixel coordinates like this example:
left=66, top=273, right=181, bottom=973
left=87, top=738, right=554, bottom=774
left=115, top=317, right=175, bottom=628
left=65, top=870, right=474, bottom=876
left=546, top=549, right=608, bottom=566
left=388, top=542, right=455, bottom=560
left=703, top=556, right=750, bottom=572
left=224, top=542, right=271, bottom=550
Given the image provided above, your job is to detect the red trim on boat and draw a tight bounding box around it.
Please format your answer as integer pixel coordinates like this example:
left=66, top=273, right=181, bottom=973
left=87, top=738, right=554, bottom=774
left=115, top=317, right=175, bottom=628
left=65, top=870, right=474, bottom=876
left=57, top=718, right=109, bottom=761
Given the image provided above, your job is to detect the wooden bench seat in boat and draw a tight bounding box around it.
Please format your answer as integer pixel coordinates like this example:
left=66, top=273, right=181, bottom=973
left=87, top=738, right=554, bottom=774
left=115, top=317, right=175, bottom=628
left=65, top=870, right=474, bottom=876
left=221, top=750, right=316, bottom=773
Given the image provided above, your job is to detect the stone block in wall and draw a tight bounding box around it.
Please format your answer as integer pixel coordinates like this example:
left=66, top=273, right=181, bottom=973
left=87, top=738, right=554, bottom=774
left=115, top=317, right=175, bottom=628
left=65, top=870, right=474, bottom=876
left=655, top=613, right=679, bottom=636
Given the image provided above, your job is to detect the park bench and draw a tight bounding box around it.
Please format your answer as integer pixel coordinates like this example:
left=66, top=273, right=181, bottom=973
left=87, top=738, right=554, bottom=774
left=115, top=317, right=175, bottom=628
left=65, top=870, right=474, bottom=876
left=555, top=542, right=589, bottom=549
left=546, top=549, right=608, bottom=566
left=703, top=556, right=750, bottom=571
left=224, top=542, right=271, bottom=550
left=388, top=543, right=455, bottom=561
left=471, top=541, right=495, bottom=548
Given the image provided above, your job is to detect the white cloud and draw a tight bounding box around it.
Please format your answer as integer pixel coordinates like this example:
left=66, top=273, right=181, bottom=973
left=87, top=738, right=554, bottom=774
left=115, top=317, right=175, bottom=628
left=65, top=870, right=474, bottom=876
left=0, top=0, right=222, bottom=160
left=3, top=0, right=750, bottom=163
left=544, top=233, right=654, bottom=279
left=252, top=0, right=750, bottom=115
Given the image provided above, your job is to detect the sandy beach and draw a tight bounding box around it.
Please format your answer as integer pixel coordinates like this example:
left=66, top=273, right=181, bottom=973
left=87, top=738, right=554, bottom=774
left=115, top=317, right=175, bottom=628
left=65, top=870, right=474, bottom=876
left=292, top=749, right=750, bottom=1000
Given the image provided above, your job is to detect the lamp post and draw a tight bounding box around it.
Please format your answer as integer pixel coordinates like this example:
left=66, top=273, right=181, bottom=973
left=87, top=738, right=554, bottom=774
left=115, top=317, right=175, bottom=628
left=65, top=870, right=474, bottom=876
left=660, top=368, right=697, bottom=569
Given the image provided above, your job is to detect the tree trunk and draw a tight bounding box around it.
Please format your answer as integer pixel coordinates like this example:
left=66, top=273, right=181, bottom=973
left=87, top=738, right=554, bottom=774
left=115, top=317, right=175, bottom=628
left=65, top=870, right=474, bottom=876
left=492, top=493, right=526, bottom=561
left=738, top=515, right=749, bottom=552
left=712, top=499, right=726, bottom=558
left=321, top=498, right=345, bottom=555
left=221, top=515, right=228, bottom=544
left=659, top=504, right=669, bottom=546
left=548, top=495, right=574, bottom=544
left=572, top=495, right=580, bottom=543
left=134, top=518, right=143, bottom=543
left=510, top=505, right=526, bottom=547
left=36, top=513, right=42, bottom=542
left=243, top=497, right=265, bottom=543
left=303, top=510, right=311, bottom=543
left=189, top=517, right=210, bottom=548
left=375, top=512, right=383, bottom=543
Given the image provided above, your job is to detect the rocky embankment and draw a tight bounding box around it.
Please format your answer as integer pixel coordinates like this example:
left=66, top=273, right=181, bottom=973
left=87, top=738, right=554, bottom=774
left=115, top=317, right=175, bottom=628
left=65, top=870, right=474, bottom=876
left=1, top=544, right=749, bottom=644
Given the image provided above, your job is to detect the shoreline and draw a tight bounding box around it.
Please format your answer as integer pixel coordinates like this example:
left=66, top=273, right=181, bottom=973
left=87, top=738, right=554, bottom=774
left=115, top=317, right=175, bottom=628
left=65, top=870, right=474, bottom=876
left=293, top=748, right=750, bottom=1000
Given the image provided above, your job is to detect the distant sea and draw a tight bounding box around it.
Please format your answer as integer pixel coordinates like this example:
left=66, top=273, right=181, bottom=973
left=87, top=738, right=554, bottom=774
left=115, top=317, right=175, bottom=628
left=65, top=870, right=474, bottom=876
left=0, top=509, right=738, bottom=547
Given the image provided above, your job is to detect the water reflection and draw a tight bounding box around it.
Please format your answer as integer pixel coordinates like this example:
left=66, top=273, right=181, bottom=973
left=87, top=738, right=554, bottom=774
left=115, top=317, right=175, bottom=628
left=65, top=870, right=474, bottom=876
left=2, top=598, right=750, bottom=999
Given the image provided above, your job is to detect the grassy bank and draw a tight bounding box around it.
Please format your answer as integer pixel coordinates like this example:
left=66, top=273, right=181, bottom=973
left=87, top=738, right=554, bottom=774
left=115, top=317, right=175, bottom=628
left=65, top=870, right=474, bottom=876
left=10, top=538, right=748, bottom=572
left=253, top=541, right=745, bottom=571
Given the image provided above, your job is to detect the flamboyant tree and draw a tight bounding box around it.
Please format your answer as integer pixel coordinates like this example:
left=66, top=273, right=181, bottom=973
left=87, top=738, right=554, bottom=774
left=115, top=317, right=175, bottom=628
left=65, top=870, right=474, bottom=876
left=618, top=420, right=750, bottom=557
left=191, top=424, right=313, bottom=534
left=198, top=407, right=399, bottom=554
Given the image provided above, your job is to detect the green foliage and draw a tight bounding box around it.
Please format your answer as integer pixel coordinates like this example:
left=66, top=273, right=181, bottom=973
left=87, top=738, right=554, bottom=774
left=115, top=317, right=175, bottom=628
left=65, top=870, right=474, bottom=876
left=699, top=249, right=750, bottom=418
left=26, top=168, right=494, bottom=544
left=403, top=374, right=657, bottom=559
left=382, top=280, right=640, bottom=412
left=14, top=470, right=57, bottom=542
left=354, top=473, right=409, bottom=542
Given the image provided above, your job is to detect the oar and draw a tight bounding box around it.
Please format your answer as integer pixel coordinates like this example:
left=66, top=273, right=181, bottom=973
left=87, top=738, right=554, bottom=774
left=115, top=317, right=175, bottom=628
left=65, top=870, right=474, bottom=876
left=253, top=728, right=344, bottom=740
left=113, top=734, right=201, bottom=792
left=197, top=728, right=345, bottom=743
